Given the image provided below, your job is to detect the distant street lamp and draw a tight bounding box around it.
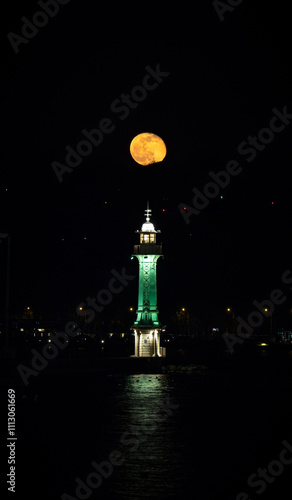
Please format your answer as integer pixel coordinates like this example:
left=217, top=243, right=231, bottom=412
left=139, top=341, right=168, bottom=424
left=264, top=307, right=273, bottom=335
left=227, top=307, right=235, bottom=334
left=181, top=307, right=190, bottom=335
left=0, top=233, right=11, bottom=355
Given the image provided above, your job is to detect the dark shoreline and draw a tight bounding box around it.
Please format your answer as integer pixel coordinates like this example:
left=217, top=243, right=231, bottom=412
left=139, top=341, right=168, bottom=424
left=2, top=337, right=292, bottom=389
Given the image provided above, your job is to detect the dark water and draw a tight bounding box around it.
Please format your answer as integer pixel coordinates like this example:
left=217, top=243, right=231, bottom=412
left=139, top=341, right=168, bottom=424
left=11, top=360, right=292, bottom=499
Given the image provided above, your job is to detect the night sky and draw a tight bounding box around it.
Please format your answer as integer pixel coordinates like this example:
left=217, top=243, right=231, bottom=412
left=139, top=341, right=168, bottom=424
left=1, top=1, right=292, bottom=331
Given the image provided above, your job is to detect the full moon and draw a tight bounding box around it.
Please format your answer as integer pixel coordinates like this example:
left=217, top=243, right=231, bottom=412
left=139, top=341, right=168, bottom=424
left=130, top=133, right=167, bottom=165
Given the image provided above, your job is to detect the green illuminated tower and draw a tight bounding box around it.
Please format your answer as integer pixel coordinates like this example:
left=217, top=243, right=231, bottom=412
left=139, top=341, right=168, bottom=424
left=132, top=204, right=165, bottom=357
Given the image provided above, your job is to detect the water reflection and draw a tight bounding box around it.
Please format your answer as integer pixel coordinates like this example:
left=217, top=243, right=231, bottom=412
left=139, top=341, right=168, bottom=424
left=104, top=374, right=182, bottom=500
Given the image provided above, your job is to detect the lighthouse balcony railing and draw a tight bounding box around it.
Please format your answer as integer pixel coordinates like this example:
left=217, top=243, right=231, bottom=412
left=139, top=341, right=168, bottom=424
left=133, top=244, right=162, bottom=255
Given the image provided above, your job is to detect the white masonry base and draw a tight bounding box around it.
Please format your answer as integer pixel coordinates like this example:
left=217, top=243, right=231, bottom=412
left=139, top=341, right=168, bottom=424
left=134, top=328, right=165, bottom=357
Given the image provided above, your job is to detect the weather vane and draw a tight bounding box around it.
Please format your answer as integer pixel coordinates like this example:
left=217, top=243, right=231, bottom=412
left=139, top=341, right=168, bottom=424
left=145, top=201, right=152, bottom=222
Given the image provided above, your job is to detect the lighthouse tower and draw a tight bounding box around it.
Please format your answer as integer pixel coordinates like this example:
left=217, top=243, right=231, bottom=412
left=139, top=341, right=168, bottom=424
left=132, top=204, right=165, bottom=357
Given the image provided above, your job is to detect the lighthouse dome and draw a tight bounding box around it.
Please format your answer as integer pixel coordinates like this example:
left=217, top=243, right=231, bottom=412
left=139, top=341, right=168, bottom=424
left=141, top=221, right=156, bottom=232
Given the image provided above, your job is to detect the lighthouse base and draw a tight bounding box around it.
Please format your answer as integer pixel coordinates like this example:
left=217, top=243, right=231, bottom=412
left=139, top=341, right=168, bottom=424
left=134, top=328, right=165, bottom=357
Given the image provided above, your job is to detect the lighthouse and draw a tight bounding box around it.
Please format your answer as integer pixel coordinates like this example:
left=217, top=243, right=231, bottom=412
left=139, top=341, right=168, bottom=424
left=132, top=204, right=165, bottom=357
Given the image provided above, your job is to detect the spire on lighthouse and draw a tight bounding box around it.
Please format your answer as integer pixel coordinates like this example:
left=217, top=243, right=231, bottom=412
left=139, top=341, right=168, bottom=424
left=139, top=202, right=161, bottom=236
left=145, top=201, right=151, bottom=222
